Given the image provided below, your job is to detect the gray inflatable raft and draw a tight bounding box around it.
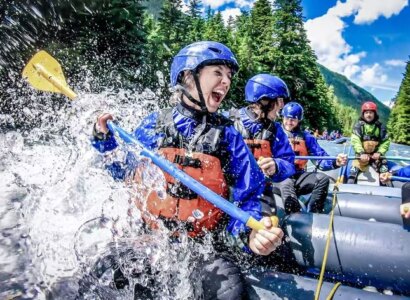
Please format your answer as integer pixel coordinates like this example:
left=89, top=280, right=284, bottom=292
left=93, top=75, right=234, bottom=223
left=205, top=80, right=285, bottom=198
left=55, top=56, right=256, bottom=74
left=331, top=192, right=406, bottom=226
left=246, top=269, right=410, bottom=300
left=329, top=183, right=401, bottom=197
left=281, top=213, right=410, bottom=294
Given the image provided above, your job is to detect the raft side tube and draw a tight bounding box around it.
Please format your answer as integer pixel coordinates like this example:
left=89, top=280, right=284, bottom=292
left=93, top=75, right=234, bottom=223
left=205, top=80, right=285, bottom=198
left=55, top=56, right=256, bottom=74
left=329, top=183, right=401, bottom=198
left=331, top=193, right=406, bottom=226
left=245, top=269, right=410, bottom=300
left=283, top=213, right=410, bottom=294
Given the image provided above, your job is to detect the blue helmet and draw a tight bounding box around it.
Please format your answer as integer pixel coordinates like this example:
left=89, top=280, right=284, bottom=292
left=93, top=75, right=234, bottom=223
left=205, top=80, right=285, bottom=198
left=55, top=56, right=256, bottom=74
left=281, top=102, right=304, bottom=121
left=170, top=41, right=239, bottom=87
left=245, top=74, right=289, bottom=103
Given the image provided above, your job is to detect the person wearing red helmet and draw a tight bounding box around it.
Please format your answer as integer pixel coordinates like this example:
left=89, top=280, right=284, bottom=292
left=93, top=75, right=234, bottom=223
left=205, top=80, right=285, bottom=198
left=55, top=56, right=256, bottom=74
left=348, top=101, right=390, bottom=184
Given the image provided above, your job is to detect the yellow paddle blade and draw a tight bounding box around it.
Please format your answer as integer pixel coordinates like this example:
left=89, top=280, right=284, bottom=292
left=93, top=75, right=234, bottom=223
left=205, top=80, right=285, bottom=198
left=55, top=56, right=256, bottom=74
left=22, top=50, right=77, bottom=100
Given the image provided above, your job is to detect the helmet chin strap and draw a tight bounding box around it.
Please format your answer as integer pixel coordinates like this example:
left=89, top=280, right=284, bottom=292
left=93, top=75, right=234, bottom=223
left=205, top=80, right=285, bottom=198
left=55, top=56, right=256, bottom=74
left=178, top=70, right=208, bottom=115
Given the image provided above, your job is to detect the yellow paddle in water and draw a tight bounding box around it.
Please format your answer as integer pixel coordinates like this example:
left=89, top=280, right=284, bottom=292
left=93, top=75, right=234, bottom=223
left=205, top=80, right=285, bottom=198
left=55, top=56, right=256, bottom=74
left=21, top=50, right=279, bottom=231
left=22, top=50, right=77, bottom=100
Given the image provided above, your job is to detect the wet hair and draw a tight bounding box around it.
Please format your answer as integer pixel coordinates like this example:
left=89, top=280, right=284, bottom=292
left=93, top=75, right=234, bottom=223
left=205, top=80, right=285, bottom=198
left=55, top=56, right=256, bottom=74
left=249, top=103, right=266, bottom=121
left=170, top=71, right=196, bottom=104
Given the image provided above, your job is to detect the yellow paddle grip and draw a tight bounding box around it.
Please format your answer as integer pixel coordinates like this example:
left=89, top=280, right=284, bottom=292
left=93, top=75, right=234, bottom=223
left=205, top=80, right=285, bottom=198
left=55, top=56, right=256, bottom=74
left=246, top=216, right=279, bottom=231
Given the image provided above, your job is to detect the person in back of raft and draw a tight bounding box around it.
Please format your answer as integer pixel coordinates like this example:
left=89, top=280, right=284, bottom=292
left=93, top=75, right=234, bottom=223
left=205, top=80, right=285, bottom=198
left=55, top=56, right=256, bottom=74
left=91, top=41, right=283, bottom=299
left=380, top=165, right=410, bottom=219
left=348, top=101, right=390, bottom=184
left=279, top=102, right=348, bottom=213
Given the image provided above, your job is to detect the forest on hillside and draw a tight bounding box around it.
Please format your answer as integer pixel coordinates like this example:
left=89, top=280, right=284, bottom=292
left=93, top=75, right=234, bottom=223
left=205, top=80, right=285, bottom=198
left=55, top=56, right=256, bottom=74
left=0, top=0, right=408, bottom=143
left=388, top=59, right=410, bottom=145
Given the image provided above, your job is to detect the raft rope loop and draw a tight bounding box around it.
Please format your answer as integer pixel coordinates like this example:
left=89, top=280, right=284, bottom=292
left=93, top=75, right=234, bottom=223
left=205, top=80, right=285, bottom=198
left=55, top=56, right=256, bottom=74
left=326, top=282, right=342, bottom=300
left=314, top=143, right=348, bottom=300
left=314, top=183, right=341, bottom=300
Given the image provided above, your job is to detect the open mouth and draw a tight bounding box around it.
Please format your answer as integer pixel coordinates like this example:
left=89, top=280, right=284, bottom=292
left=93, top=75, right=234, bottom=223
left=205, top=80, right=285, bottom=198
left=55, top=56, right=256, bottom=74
left=212, top=91, right=223, bottom=103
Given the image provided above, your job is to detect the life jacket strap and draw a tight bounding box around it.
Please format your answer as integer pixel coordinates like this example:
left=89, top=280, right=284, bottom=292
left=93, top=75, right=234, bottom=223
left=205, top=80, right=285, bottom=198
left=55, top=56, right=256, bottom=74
left=166, top=182, right=198, bottom=200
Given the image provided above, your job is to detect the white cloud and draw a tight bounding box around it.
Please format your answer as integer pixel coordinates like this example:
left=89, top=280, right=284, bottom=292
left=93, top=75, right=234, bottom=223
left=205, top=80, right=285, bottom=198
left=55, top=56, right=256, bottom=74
left=181, top=1, right=189, bottom=13
left=327, top=0, right=360, bottom=18
left=373, top=36, right=382, bottom=45
left=353, top=0, right=408, bottom=24
left=324, top=0, right=408, bottom=24
left=202, top=0, right=234, bottom=9
left=304, top=0, right=408, bottom=93
left=200, top=0, right=254, bottom=10
left=214, top=0, right=255, bottom=25
left=385, top=59, right=406, bottom=67
left=235, top=0, right=255, bottom=9
left=304, top=13, right=366, bottom=75
left=358, top=63, right=387, bottom=85
left=221, top=8, right=242, bottom=24
left=343, top=59, right=364, bottom=78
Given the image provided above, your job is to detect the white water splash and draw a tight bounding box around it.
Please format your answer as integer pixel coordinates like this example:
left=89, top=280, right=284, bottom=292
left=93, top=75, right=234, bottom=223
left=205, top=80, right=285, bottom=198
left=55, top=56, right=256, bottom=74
left=0, top=88, right=192, bottom=298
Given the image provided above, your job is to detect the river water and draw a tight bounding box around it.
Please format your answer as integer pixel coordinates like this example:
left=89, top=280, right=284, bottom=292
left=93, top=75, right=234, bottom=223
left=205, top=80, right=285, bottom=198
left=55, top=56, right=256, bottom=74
left=0, top=90, right=218, bottom=299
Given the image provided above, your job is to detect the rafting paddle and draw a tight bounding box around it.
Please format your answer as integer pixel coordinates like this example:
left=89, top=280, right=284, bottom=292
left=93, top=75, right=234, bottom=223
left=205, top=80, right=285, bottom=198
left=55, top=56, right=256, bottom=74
left=22, top=50, right=278, bottom=231
left=22, top=50, right=77, bottom=100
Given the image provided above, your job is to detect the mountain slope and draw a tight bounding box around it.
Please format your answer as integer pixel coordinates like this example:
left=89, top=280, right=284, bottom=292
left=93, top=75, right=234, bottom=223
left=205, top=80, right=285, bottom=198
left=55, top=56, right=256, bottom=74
left=318, top=64, right=390, bottom=124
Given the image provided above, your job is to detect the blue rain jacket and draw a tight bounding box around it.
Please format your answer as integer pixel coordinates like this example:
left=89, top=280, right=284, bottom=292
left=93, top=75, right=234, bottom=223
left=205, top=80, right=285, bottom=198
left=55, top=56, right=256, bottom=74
left=396, top=165, right=410, bottom=179
left=92, top=104, right=266, bottom=251
left=234, top=108, right=295, bottom=182
left=286, top=128, right=338, bottom=175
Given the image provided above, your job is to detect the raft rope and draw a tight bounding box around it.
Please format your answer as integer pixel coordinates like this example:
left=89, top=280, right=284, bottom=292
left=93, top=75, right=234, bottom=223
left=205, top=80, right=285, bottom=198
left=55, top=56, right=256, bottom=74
left=314, top=183, right=340, bottom=300
left=314, top=144, right=348, bottom=300
left=326, top=282, right=342, bottom=300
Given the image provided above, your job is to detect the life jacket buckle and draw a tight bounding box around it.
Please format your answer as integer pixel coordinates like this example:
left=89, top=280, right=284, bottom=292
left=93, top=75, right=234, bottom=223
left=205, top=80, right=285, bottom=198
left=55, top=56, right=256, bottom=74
left=174, top=154, right=202, bottom=168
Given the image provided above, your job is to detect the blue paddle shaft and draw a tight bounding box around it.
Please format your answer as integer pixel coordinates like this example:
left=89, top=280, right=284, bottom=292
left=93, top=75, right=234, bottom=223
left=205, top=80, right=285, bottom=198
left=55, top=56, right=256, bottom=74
left=106, top=121, right=254, bottom=226
left=295, top=156, right=338, bottom=160
left=391, top=176, right=410, bottom=182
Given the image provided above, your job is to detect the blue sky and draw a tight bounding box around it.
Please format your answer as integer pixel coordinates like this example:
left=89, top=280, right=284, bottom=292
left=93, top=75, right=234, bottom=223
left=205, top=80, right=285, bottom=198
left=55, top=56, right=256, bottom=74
left=183, top=0, right=410, bottom=105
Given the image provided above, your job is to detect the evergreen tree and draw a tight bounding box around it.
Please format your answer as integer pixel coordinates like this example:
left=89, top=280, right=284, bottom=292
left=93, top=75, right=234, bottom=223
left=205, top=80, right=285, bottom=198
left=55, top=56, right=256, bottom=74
left=271, top=0, right=337, bottom=130
left=226, top=12, right=253, bottom=108
left=203, top=12, right=229, bottom=45
left=98, top=0, right=147, bottom=67
left=186, top=0, right=205, bottom=42
left=1, top=0, right=148, bottom=124
left=54, top=0, right=148, bottom=89
left=205, top=6, right=213, bottom=20
left=157, top=0, right=187, bottom=59
left=143, top=11, right=164, bottom=89
left=187, top=0, right=202, bottom=18
left=150, top=0, right=188, bottom=105
left=388, top=58, right=410, bottom=145
left=227, top=15, right=235, bottom=30
left=249, top=0, right=275, bottom=72
left=327, top=86, right=357, bottom=135
left=142, top=0, right=164, bottom=17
